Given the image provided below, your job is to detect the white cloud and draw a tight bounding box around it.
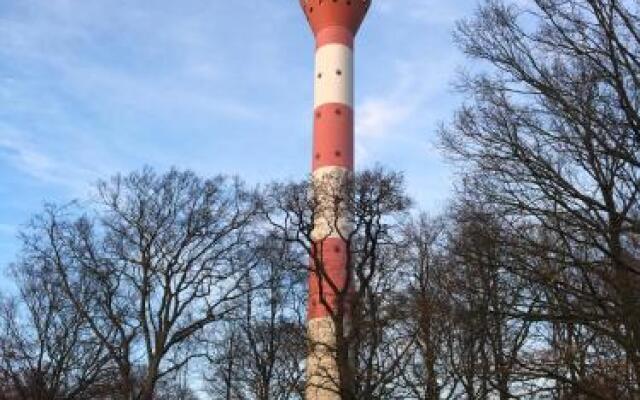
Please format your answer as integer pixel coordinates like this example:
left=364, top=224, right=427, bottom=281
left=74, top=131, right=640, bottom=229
left=357, top=98, right=412, bottom=138
left=0, top=125, right=101, bottom=194
left=356, top=61, right=419, bottom=139
left=356, top=57, right=454, bottom=139
left=0, top=132, right=57, bottom=182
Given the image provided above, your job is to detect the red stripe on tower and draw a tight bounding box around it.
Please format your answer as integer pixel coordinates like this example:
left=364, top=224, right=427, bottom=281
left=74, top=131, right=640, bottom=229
left=313, top=103, right=354, bottom=170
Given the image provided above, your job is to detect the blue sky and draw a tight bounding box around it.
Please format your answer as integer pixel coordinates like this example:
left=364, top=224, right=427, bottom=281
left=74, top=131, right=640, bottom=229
left=0, top=0, right=479, bottom=287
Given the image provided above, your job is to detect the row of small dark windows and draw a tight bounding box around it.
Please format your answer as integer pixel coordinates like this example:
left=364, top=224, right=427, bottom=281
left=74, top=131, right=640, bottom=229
left=316, top=108, right=343, bottom=118
left=317, top=69, right=343, bottom=79
left=315, top=150, right=343, bottom=159
left=307, top=0, right=369, bottom=14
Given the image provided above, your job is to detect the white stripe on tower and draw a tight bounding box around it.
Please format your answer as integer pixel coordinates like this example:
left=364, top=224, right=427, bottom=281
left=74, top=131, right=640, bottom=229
left=314, top=44, right=354, bottom=108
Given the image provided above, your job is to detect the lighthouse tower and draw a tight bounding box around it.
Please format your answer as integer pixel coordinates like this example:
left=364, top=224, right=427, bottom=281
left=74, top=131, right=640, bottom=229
left=299, top=1, right=371, bottom=399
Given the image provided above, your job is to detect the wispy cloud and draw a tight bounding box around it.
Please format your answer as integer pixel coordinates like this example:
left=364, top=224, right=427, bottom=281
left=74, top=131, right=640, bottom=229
left=0, top=0, right=301, bottom=194
left=356, top=61, right=427, bottom=139
left=0, top=1, right=267, bottom=122
left=355, top=49, right=463, bottom=142
left=355, top=0, right=470, bottom=145
left=0, top=133, right=56, bottom=181
left=0, top=125, right=103, bottom=194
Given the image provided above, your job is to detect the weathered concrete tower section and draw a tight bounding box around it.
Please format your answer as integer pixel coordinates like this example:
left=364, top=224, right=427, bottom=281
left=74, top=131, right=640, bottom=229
left=300, top=1, right=370, bottom=399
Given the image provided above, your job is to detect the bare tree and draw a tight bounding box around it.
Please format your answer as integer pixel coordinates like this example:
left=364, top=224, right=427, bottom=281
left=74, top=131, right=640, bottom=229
left=0, top=258, right=109, bottom=400
left=446, top=203, right=535, bottom=400
left=262, top=167, right=414, bottom=399
left=204, top=234, right=306, bottom=400
left=441, top=0, right=640, bottom=396
left=397, top=214, right=457, bottom=400
left=15, top=168, right=258, bottom=400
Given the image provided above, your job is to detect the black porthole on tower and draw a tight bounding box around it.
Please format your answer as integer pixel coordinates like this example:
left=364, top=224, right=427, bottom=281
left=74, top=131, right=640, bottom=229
left=334, top=245, right=341, bottom=253
left=336, top=69, right=342, bottom=76
left=316, top=112, right=321, bottom=119
left=315, top=153, right=321, bottom=160
left=317, top=72, right=322, bottom=79
left=335, top=108, right=342, bottom=115
left=335, top=151, right=341, bottom=157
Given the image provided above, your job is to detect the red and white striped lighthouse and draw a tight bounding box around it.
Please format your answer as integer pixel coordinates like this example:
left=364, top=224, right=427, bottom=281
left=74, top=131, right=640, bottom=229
left=299, top=1, right=371, bottom=399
